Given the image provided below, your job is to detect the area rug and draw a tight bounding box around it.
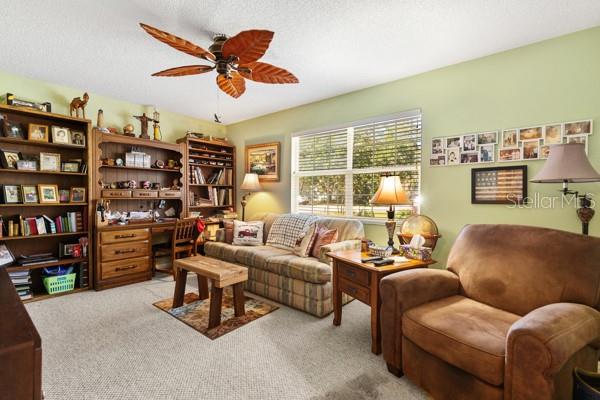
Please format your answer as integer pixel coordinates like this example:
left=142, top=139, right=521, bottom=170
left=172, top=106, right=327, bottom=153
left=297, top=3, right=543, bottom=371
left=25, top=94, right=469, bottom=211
left=153, top=291, right=278, bottom=339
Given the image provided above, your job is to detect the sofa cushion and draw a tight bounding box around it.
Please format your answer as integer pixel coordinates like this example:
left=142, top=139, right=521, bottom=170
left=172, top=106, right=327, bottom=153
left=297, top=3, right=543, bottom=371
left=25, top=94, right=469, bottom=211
left=403, top=295, right=520, bottom=386
left=234, top=245, right=292, bottom=268
left=265, top=255, right=331, bottom=284
left=203, top=241, right=241, bottom=263
left=315, top=217, right=364, bottom=241
left=310, top=225, right=338, bottom=258
left=266, top=213, right=318, bottom=249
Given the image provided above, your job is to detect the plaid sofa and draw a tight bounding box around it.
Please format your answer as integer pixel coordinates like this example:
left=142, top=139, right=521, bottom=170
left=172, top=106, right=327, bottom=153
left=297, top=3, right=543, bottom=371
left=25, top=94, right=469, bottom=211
left=204, top=213, right=364, bottom=317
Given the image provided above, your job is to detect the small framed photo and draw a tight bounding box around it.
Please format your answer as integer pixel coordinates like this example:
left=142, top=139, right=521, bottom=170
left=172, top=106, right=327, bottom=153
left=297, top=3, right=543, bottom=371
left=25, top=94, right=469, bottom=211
left=59, top=242, right=82, bottom=258
left=2, top=120, right=25, bottom=139
left=446, top=136, right=462, bottom=148
left=69, top=187, right=86, bottom=203
left=40, top=152, right=61, bottom=171
left=429, top=154, right=446, bottom=166
left=28, top=123, right=49, bottom=142
left=499, top=148, right=522, bottom=162
left=61, top=161, right=80, bottom=173
left=564, top=120, right=592, bottom=136
left=70, top=131, right=86, bottom=147
left=59, top=189, right=70, bottom=203
left=0, top=149, right=22, bottom=169
left=460, top=152, right=479, bottom=164
left=519, top=127, right=542, bottom=141
left=446, top=147, right=460, bottom=165
left=16, top=159, right=37, bottom=171
left=522, top=140, right=540, bottom=160
left=21, top=185, right=39, bottom=203
left=431, top=138, right=444, bottom=155
left=501, top=129, right=518, bottom=148
left=567, top=135, right=589, bottom=153
left=472, top=165, right=527, bottom=205
left=477, top=131, right=498, bottom=145
left=38, top=184, right=59, bottom=204
left=543, top=124, right=562, bottom=145
left=479, top=144, right=495, bottom=163
left=51, top=126, right=71, bottom=144
left=540, top=144, right=551, bottom=159
left=462, top=134, right=477, bottom=152
left=3, top=185, right=21, bottom=203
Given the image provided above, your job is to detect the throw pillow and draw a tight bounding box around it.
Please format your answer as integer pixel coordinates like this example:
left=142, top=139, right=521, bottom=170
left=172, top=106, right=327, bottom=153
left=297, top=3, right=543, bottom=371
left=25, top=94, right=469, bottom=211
left=232, top=220, right=264, bottom=246
left=267, top=214, right=319, bottom=249
left=310, top=225, right=338, bottom=258
left=293, top=222, right=317, bottom=257
left=223, top=220, right=234, bottom=244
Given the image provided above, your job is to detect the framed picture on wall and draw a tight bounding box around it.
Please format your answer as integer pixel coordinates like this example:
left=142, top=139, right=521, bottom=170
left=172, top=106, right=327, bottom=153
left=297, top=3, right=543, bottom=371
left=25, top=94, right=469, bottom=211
left=245, top=142, right=281, bottom=182
left=471, top=165, right=527, bottom=205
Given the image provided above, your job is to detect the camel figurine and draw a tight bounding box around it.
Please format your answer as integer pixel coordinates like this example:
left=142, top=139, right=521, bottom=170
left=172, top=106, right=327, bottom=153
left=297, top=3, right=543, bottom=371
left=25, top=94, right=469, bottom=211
left=70, top=92, right=89, bottom=118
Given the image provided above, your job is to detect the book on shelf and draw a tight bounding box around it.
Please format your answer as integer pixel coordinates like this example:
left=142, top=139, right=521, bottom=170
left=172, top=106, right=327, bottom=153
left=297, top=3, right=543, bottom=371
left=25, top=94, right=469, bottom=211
left=16, top=253, right=58, bottom=266
left=1, top=211, right=83, bottom=237
left=9, top=270, right=32, bottom=299
left=210, top=188, right=232, bottom=206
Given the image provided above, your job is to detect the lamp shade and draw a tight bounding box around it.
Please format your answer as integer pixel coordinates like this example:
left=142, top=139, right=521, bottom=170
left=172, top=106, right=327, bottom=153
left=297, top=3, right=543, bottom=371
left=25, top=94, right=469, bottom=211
left=240, top=173, right=262, bottom=191
left=531, top=144, right=600, bottom=183
left=370, top=175, right=411, bottom=205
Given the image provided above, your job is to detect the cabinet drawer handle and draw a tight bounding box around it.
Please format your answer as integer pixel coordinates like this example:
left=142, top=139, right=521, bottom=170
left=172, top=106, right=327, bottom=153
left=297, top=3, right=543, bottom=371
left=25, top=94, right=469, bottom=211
left=115, top=265, right=136, bottom=272
left=115, top=234, right=136, bottom=239
left=115, top=249, right=137, bottom=255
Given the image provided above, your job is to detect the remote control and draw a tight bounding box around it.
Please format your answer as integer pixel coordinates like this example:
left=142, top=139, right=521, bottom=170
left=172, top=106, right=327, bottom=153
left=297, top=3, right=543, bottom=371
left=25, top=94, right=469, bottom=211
left=372, top=258, right=395, bottom=266
left=361, top=256, right=383, bottom=263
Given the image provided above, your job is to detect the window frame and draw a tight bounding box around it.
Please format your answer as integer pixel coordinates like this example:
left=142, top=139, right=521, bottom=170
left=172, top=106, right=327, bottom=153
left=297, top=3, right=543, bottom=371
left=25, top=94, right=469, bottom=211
left=291, top=110, right=422, bottom=224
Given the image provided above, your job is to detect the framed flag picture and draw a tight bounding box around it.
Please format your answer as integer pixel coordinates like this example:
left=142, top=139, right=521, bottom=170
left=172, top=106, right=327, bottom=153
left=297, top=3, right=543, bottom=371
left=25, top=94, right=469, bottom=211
left=471, top=165, right=527, bottom=205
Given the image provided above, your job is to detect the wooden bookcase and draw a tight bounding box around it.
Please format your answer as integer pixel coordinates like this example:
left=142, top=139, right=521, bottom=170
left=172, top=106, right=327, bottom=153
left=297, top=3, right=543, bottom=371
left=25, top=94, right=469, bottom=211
left=0, top=104, right=92, bottom=303
left=93, top=131, right=186, bottom=289
left=176, top=136, right=236, bottom=222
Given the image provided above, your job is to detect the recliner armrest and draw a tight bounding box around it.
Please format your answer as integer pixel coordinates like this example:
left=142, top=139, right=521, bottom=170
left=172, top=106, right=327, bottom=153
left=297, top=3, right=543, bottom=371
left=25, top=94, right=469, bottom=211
left=505, top=303, right=600, bottom=400
left=380, top=268, right=460, bottom=370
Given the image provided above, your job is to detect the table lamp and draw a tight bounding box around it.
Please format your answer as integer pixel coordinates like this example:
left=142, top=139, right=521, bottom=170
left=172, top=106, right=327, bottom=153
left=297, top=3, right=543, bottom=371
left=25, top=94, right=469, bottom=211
left=240, top=173, right=262, bottom=221
left=370, top=175, right=411, bottom=253
left=531, top=143, right=600, bottom=235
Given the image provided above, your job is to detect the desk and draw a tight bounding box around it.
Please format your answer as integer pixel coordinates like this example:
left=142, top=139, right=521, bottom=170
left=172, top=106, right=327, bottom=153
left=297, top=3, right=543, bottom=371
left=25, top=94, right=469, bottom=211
left=327, top=250, right=435, bottom=354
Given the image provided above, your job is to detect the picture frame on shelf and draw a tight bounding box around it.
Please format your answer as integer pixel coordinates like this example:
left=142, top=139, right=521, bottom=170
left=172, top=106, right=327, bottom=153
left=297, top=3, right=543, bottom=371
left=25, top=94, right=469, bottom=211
left=567, top=135, right=589, bottom=153
left=446, top=147, right=460, bottom=165
left=429, top=154, right=446, bottom=166
left=564, top=120, right=592, bottom=136
left=28, top=123, right=49, bottom=142
left=21, top=185, right=39, bottom=203
left=16, top=159, right=37, bottom=171
left=471, top=165, right=527, bottom=205
left=543, top=123, right=563, bottom=144
left=0, top=149, right=22, bottom=169
left=446, top=136, right=462, bottom=148
left=37, top=184, right=59, bottom=204
left=2, top=120, right=25, bottom=139
left=39, top=152, right=61, bottom=171
left=245, top=142, right=280, bottom=182
left=59, top=242, right=82, bottom=258
left=61, top=161, right=80, bottom=173
left=59, top=189, right=70, bottom=203
left=431, top=138, right=444, bottom=155
left=460, top=152, right=479, bottom=164
left=70, top=131, right=86, bottom=147
left=51, top=126, right=71, bottom=144
left=540, top=144, right=551, bottom=159
left=518, top=127, right=542, bottom=141
left=462, top=134, right=476, bottom=152
left=501, top=129, right=518, bottom=148
left=476, top=131, right=498, bottom=145
left=479, top=144, right=495, bottom=163
left=499, top=148, right=522, bottom=162
left=69, top=187, right=86, bottom=203
left=2, top=184, right=21, bottom=203
left=522, top=140, right=540, bottom=160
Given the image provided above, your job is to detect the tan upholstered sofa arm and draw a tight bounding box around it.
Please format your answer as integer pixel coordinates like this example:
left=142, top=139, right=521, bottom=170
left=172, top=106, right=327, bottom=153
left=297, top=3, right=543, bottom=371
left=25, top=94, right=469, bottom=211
left=379, top=269, right=460, bottom=371
left=505, top=303, right=600, bottom=400
left=319, top=240, right=361, bottom=264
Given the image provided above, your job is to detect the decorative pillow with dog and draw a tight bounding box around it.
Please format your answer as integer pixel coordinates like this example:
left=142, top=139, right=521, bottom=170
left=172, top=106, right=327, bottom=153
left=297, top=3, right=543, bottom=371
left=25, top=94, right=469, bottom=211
left=232, top=220, right=264, bottom=246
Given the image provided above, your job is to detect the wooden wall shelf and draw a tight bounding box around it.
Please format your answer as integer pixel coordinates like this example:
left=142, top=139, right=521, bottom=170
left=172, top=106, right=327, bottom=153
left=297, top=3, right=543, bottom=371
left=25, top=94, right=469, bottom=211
left=0, top=169, right=87, bottom=176
left=7, top=258, right=87, bottom=272
left=0, top=203, right=86, bottom=208
left=1, top=232, right=89, bottom=241
left=99, top=165, right=181, bottom=173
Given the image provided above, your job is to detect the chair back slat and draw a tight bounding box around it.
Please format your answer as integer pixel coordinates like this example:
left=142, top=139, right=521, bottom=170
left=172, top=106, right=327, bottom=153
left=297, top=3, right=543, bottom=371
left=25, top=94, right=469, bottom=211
left=173, top=218, right=197, bottom=245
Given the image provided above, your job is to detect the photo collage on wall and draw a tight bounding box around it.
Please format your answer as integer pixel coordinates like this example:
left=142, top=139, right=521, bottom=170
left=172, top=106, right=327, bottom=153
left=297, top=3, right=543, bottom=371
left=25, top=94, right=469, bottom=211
left=430, top=131, right=497, bottom=166
left=430, top=119, right=593, bottom=167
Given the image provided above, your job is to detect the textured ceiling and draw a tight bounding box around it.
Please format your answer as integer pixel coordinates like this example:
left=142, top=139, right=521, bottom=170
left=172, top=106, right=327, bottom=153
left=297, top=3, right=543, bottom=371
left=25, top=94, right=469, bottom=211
left=1, top=1, right=600, bottom=124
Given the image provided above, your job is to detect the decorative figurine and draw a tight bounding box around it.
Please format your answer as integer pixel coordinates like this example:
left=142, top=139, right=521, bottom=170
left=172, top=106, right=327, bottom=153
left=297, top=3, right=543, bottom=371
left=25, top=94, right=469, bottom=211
left=123, top=124, right=135, bottom=136
left=70, top=92, right=89, bottom=118
left=96, top=109, right=109, bottom=133
left=153, top=108, right=162, bottom=141
left=133, top=113, right=156, bottom=140
left=171, top=178, right=180, bottom=190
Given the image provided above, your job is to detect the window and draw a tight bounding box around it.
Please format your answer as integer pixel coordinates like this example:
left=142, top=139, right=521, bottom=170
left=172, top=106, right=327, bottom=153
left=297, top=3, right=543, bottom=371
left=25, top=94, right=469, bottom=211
left=291, top=110, right=422, bottom=222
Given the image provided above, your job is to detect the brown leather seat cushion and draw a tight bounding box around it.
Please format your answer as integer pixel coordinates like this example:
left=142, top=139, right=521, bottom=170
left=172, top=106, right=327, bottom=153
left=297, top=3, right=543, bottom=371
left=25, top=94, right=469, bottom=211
left=403, top=295, right=520, bottom=386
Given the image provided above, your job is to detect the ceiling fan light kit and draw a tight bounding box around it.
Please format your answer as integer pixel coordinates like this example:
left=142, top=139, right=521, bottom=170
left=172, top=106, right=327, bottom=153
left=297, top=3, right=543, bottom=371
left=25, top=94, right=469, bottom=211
left=140, top=23, right=299, bottom=98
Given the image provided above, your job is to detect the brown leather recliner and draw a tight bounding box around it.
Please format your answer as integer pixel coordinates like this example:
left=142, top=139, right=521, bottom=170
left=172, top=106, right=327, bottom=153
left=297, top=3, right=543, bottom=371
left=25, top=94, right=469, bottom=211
left=380, top=224, right=600, bottom=400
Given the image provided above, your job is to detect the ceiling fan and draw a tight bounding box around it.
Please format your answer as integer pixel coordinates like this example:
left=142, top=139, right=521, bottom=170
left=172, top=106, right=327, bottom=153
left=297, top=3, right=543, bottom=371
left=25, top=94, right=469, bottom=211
left=139, top=23, right=299, bottom=98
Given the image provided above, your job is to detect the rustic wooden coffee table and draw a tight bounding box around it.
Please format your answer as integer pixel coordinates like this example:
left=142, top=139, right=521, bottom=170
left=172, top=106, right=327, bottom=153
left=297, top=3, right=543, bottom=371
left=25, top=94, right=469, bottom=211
left=172, top=255, right=248, bottom=329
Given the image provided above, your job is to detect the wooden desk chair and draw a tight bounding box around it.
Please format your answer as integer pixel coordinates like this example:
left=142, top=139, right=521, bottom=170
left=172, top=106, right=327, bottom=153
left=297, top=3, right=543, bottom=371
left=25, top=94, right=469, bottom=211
left=152, top=218, right=199, bottom=278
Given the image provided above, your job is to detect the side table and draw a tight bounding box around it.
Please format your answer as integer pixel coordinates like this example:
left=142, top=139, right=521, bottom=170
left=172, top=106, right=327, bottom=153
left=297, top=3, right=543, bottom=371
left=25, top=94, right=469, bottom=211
left=327, top=250, right=435, bottom=354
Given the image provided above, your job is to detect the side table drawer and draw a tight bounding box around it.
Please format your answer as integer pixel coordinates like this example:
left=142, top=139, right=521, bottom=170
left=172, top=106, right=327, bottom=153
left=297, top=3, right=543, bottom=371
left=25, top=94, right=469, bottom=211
left=339, top=277, right=370, bottom=304
left=100, top=228, right=150, bottom=244
left=101, top=241, right=149, bottom=262
left=101, top=256, right=150, bottom=280
left=337, top=263, right=370, bottom=286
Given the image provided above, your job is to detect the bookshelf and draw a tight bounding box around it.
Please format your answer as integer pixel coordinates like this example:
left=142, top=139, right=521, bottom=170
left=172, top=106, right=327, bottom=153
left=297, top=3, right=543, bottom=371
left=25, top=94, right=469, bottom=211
left=0, top=104, right=92, bottom=302
left=176, top=135, right=236, bottom=220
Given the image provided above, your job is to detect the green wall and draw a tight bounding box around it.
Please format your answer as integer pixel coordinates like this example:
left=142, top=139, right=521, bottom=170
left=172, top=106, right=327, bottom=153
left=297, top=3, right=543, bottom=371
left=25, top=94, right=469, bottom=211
left=0, top=70, right=225, bottom=142
left=227, top=26, right=600, bottom=267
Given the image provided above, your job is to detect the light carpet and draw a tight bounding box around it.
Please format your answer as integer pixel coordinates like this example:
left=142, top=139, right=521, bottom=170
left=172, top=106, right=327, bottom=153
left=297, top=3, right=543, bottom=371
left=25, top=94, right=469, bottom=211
left=25, top=274, right=428, bottom=400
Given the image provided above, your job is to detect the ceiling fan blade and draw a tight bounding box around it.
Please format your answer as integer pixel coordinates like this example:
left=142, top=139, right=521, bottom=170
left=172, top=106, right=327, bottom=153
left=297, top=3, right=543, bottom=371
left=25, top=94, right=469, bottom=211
left=152, top=65, right=215, bottom=77
left=216, top=72, right=246, bottom=98
left=222, top=30, right=274, bottom=65
left=140, top=23, right=215, bottom=61
left=239, top=62, right=299, bottom=84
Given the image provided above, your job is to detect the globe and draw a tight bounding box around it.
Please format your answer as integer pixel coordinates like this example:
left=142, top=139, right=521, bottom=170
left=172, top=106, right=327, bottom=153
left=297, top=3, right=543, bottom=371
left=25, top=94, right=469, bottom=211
left=398, top=214, right=441, bottom=250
